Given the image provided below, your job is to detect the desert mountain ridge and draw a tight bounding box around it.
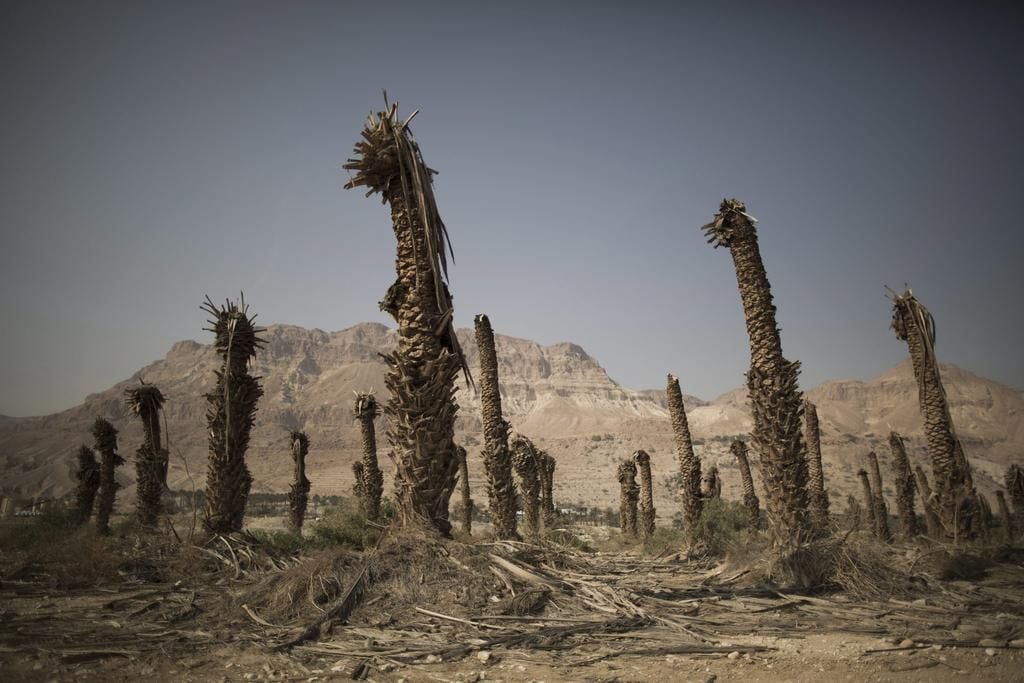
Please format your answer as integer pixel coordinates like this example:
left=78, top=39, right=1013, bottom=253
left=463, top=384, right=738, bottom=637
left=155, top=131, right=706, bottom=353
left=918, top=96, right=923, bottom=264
left=1, top=322, right=1021, bottom=518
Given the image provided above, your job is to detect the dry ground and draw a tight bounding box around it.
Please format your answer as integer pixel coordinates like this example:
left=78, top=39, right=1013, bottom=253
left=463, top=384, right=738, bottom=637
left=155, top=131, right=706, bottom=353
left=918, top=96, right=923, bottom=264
left=2, top=518, right=1023, bottom=682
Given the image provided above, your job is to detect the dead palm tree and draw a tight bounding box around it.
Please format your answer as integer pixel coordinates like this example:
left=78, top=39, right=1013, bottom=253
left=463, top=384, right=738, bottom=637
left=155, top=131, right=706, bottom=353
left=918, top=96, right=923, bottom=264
left=666, top=374, right=702, bottom=535
left=866, top=452, right=891, bottom=542
left=731, top=440, right=760, bottom=528
left=456, top=445, right=473, bottom=535
left=1006, top=464, right=1024, bottom=524
left=288, top=431, right=311, bottom=531
left=73, top=445, right=100, bottom=525
left=540, top=450, right=556, bottom=531
left=345, top=100, right=468, bottom=536
left=617, top=459, right=639, bottom=539
left=888, top=432, right=918, bottom=538
left=474, top=314, right=518, bottom=540
left=890, top=289, right=980, bottom=540
left=201, top=295, right=265, bottom=534
left=92, top=418, right=122, bottom=535
left=352, top=461, right=366, bottom=501
left=510, top=434, right=542, bottom=537
left=125, top=381, right=167, bottom=526
left=634, top=450, right=656, bottom=540
left=353, top=393, right=384, bottom=520
left=701, top=466, right=722, bottom=500
left=857, top=469, right=878, bottom=537
left=846, top=494, right=862, bottom=530
left=914, top=464, right=942, bottom=537
left=702, top=200, right=811, bottom=560
left=803, top=400, right=830, bottom=529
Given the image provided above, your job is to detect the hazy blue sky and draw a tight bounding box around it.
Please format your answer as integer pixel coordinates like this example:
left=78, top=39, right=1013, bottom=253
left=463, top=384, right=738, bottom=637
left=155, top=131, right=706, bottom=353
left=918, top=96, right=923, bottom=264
left=2, top=1, right=1022, bottom=416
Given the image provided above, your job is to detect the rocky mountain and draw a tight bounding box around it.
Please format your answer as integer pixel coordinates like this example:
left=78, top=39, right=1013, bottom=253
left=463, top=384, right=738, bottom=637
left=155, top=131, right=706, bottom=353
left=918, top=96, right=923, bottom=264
left=1, top=322, right=1021, bottom=520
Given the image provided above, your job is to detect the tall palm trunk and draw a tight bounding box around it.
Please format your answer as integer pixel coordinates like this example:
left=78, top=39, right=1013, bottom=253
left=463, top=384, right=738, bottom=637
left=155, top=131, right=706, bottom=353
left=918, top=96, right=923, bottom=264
left=456, top=445, right=473, bottom=535
left=540, top=450, right=556, bottom=531
left=890, top=290, right=979, bottom=540
left=866, top=452, right=891, bottom=541
left=703, top=200, right=811, bottom=560
left=288, top=431, right=311, bottom=531
left=126, top=382, right=167, bottom=526
left=846, top=494, right=862, bottom=530
left=617, top=459, right=639, bottom=539
left=914, top=464, right=942, bottom=537
left=474, top=314, right=518, bottom=539
left=888, top=432, right=918, bottom=538
left=634, top=450, right=656, bottom=540
left=510, top=434, right=542, bottom=537
left=73, top=445, right=100, bottom=525
left=354, top=393, right=384, bottom=520
left=345, top=102, right=468, bottom=536
left=858, top=469, right=878, bottom=536
left=666, top=374, right=702, bottom=534
left=93, top=418, right=122, bottom=535
left=731, top=440, right=760, bottom=528
left=202, top=296, right=265, bottom=534
left=995, top=490, right=1015, bottom=542
left=352, top=461, right=366, bottom=501
left=803, top=400, right=830, bottom=529
left=701, top=466, right=722, bottom=500
left=1006, top=465, right=1024, bottom=525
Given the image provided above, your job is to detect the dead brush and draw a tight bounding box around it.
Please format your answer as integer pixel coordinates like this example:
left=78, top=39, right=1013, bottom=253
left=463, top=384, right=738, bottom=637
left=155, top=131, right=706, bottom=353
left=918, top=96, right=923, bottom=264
left=245, top=548, right=363, bottom=624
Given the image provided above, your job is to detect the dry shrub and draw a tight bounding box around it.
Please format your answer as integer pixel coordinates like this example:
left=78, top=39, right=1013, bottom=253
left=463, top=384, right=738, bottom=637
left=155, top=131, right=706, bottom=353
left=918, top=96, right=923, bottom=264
left=246, top=547, right=363, bottom=623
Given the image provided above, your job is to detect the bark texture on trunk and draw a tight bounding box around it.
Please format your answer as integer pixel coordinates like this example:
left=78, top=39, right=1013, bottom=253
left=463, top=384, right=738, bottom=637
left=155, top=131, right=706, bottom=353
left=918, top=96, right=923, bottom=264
left=540, top=450, right=556, bottom=532
left=666, top=374, right=702, bottom=533
left=914, top=464, right=942, bottom=537
left=803, top=400, right=830, bottom=528
left=456, top=445, right=473, bottom=535
left=701, top=466, right=722, bottom=500
left=73, top=445, right=100, bottom=525
left=1007, top=465, right=1024, bottom=525
left=858, top=469, right=878, bottom=536
left=473, top=314, right=518, bottom=540
left=703, top=199, right=811, bottom=558
left=344, top=105, right=469, bottom=536
left=995, top=490, right=1015, bottom=542
left=866, top=451, right=891, bottom=542
left=126, top=383, right=167, bottom=526
left=634, top=450, right=656, bottom=540
left=888, top=432, right=918, bottom=539
left=617, top=459, right=639, bottom=539
left=93, top=418, right=122, bottom=536
left=352, top=461, right=366, bottom=501
left=354, top=393, right=384, bottom=520
left=288, top=431, right=311, bottom=531
left=510, top=434, right=543, bottom=537
left=891, top=290, right=979, bottom=540
left=202, top=297, right=265, bottom=534
left=846, top=494, right=862, bottom=530
left=731, top=440, right=760, bottom=528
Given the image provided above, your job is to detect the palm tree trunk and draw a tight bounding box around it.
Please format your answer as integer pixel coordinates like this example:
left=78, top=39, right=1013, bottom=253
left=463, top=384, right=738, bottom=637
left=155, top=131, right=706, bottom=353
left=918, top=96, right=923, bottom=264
left=845, top=494, right=862, bottom=530
left=345, top=104, right=467, bottom=536
left=456, top=445, right=473, bottom=535
left=866, top=452, right=891, bottom=542
left=540, top=450, right=556, bottom=532
left=73, top=445, right=100, bottom=525
left=474, top=314, right=518, bottom=540
left=803, top=400, right=830, bottom=529
left=702, top=200, right=811, bottom=560
left=666, top=374, right=702, bottom=535
left=510, top=434, right=542, bottom=537
left=858, top=469, right=878, bottom=537
left=701, top=466, right=722, bottom=499
left=890, top=290, right=980, bottom=540
left=354, top=393, right=383, bottom=520
left=288, top=431, right=311, bottom=531
left=617, top=459, right=639, bottom=539
left=92, top=418, right=122, bottom=536
left=914, top=464, right=942, bottom=537
left=888, top=432, right=918, bottom=539
left=1006, top=464, right=1024, bottom=527
left=202, top=297, right=265, bottom=534
left=995, top=490, right=1015, bottom=542
left=634, top=450, right=656, bottom=540
left=731, top=440, right=760, bottom=528
left=126, top=383, right=167, bottom=527
left=352, top=461, right=366, bottom=502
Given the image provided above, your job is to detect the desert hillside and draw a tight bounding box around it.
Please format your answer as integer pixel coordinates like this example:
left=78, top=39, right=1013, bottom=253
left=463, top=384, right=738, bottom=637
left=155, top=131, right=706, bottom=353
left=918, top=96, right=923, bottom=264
left=1, top=322, right=1021, bottom=520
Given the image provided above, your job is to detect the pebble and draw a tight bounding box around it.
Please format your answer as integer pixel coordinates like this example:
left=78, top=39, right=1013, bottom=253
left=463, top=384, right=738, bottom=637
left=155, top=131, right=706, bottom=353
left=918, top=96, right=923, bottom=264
left=477, top=651, right=493, bottom=664
left=424, top=655, right=442, bottom=664
left=515, top=664, right=527, bottom=673
left=985, top=648, right=997, bottom=657
left=727, top=651, right=740, bottom=660
left=1011, top=639, right=1024, bottom=649
left=898, top=639, right=914, bottom=648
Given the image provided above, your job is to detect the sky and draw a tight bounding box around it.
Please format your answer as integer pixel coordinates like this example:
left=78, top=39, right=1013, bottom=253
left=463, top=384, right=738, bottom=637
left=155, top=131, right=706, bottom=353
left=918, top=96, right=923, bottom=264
left=2, top=1, right=1023, bottom=417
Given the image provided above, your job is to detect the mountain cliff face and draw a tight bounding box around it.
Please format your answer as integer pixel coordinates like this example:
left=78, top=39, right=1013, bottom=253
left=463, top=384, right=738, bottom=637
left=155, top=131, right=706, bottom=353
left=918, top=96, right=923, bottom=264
left=1, top=323, right=1020, bottom=519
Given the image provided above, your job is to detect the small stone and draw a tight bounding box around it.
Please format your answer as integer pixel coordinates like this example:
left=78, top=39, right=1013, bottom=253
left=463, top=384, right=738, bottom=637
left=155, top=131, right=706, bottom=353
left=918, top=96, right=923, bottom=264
left=899, top=639, right=915, bottom=648
left=477, top=651, right=493, bottom=664
left=912, top=598, right=927, bottom=606
left=727, top=651, right=740, bottom=660
left=985, top=648, right=997, bottom=657
left=515, top=664, right=526, bottom=673
left=932, top=644, right=943, bottom=651
left=1010, top=639, right=1024, bottom=649
left=424, top=655, right=442, bottom=664
left=979, top=638, right=1003, bottom=648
